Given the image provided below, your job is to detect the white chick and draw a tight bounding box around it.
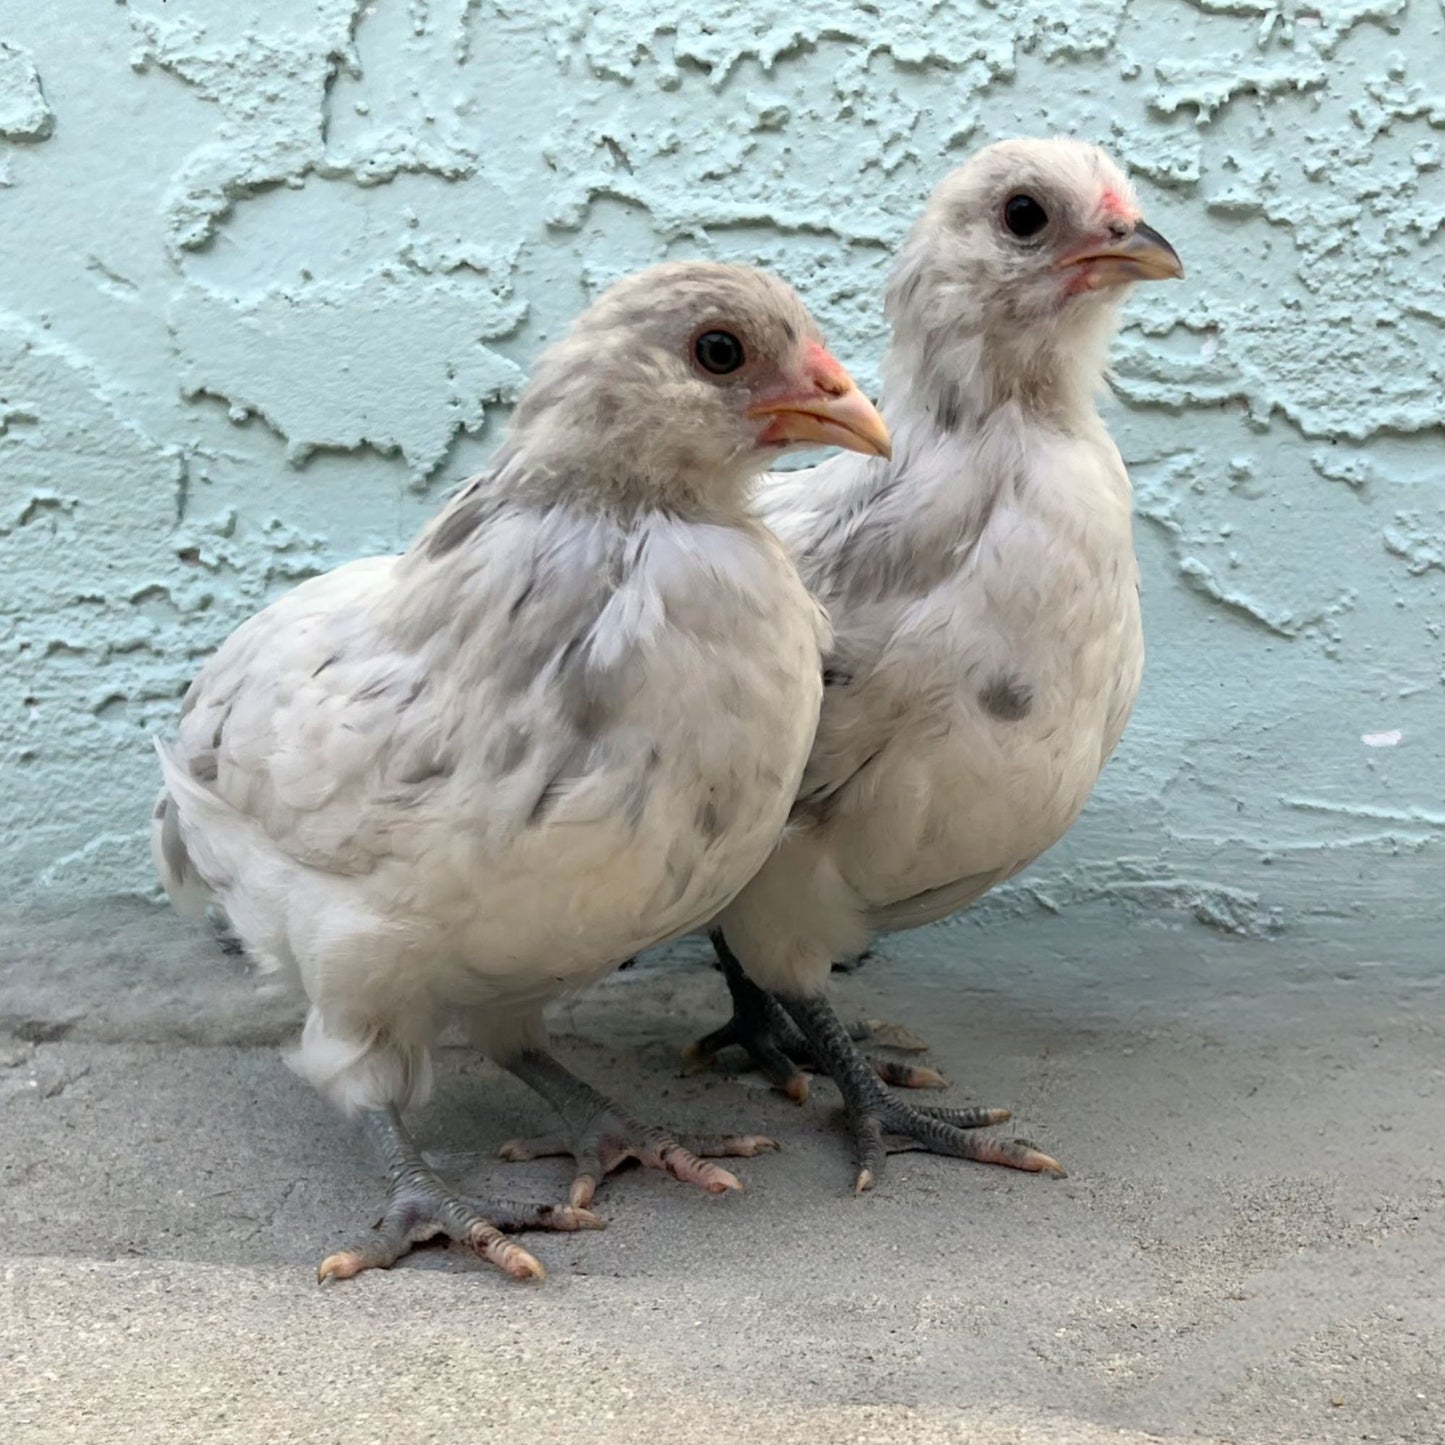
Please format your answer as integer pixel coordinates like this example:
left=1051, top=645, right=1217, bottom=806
left=152, top=261, right=890, bottom=1278
left=694, top=139, right=1184, bottom=1191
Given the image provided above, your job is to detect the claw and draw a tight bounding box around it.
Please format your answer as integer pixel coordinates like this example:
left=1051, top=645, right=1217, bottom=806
left=684, top=1133, right=779, bottom=1159
left=658, top=1147, right=743, bottom=1194
left=916, top=1105, right=1013, bottom=1128
left=542, top=1204, right=607, bottom=1231
left=317, top=1250, right=364, bottom=1284
left=873, top=1059, right=949, bottom=1089
left=498, top=1135, right=562, bottom=1163
left=475, top=1228, right=547, bottom=1281
left=1011, top=1144, right=1067, bottom=1178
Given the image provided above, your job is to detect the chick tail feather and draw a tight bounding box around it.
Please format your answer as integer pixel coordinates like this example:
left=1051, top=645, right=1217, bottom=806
left=150, top=742, right=213, bottom=919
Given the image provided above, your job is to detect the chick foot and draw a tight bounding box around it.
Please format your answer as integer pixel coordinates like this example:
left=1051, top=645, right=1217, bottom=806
left=501, top=1048, right=777, bottom=1209
left=777, top=992, right=1067, bottom=1192
left=318, top=1105, right=603, bottom=1284
left=684, top=932, right=946, bottom=1102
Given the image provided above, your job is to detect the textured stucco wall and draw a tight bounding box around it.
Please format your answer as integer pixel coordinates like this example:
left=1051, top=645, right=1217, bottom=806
left=1, top=2, right=1442, bottom=938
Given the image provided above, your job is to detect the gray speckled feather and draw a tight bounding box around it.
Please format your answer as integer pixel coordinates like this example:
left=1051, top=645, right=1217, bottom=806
left=719, top=140, right=1177, bottom=990
left=150, top=261, right=851, bottom=1116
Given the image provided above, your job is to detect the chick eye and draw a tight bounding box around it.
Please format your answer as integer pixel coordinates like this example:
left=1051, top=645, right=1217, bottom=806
left=1003, top=194, right=1049, bottom=239
left=694, top=330, right=746, bottom=375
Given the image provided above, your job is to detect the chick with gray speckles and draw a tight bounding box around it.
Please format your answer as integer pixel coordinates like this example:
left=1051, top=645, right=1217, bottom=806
left=691, top=138, right=1184, bottom=1193
left=150, top=261, right=890, bottom=1282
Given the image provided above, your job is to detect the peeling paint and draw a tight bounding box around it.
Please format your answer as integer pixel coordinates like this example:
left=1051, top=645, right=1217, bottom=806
left=170, top=268, right=527, bottom=478
left=1383, top=510, right=1445, bottom=574
left=966, top=860, right=1287, bottom=940
left=0, top=0, right=1442, bottom=924
left=0, top=40, right=52, bottom=141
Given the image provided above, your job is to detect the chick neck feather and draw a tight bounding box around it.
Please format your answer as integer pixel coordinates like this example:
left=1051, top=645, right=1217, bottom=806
left=880, top=222, right=1125, bottom=439
left=489, top=379, right=760, bottom=526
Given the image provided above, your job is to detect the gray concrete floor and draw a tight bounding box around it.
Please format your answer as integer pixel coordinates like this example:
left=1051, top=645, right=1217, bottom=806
left=2, top=897, right=1441, bottom=1444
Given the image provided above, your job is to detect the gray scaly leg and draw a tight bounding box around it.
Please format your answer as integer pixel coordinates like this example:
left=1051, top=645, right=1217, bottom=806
left=778, top=991, right=1066, bottom=1193
left=684, top=932, right=947, bottom=1100
left=499, top=1048, right=777, bottom=1209
left=317, top=1105, right=603, bottom=1283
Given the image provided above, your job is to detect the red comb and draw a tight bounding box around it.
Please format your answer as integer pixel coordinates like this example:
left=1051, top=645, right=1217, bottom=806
left=1100, top=187, right=1136, bottom=221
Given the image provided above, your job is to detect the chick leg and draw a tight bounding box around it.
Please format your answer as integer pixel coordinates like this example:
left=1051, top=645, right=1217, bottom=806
left=685, top=935, right=815, bottom=1101
left=684, top=932, right=946, bottom=1101
left=778, top=992, right=1068, bottom=1193
left=499, top=1048, right=777, bottom=1209
left=317, top=1105, right=603, bottom=1284
left=207, top=907, right=245, bottom=956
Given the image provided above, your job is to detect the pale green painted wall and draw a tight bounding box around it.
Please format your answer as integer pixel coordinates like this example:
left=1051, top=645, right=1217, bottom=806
left=1, top=1, right=1442, bottom=936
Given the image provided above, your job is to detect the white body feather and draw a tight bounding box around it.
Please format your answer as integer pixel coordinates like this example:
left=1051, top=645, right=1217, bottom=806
left=715, top=139, right=1171, bottom=999
left=718, top=390, right=1142, bottom=994
left=155, top=498, right=826, bottom=1113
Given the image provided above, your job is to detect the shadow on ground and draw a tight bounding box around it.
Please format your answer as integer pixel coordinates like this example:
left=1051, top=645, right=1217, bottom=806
left=2, top=898, right=1441, bottom=1444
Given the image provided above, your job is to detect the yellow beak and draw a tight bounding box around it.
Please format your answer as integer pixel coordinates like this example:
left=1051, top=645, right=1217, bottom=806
left=748, top=344, right=892, bottom=459
left=1059, top=220, right=1185, bottom=289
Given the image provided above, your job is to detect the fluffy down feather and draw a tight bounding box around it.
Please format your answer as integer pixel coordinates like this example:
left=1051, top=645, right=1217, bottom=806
left=717, top=139, right=1182, bottom=995
left=151, top=261, right=884, bottom=1122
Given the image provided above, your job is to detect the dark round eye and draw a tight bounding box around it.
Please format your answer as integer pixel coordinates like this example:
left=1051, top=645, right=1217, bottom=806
left=1003, top=193, right=1049, bottom=238
left=694, top=330, right=745, bottom=375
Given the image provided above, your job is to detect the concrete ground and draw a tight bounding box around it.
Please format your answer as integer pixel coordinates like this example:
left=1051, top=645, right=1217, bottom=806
left=1, top=897, right=1441, bottom=1445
